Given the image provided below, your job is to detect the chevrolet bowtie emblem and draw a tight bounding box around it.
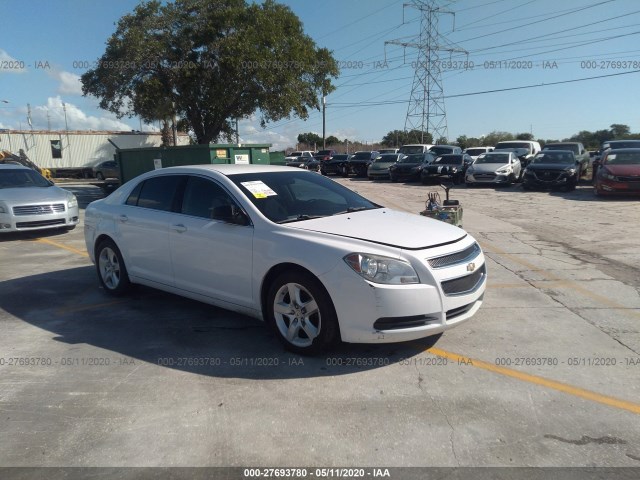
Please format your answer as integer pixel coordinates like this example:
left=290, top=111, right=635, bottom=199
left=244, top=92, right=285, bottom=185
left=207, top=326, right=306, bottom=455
left=466, top=262, right=476, bottom=272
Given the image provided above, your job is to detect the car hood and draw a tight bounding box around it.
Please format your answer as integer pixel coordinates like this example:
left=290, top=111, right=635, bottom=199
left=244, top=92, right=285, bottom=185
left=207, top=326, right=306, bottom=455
left=393, top=162, right=422, bottom=169
left=470, top=163, right=506, bottom=173
left=1, top=186, right=69, bottom=204
left=602, top=164, right=640, bottom=175
left=526, top=163, right=574, bottom=171
left=286, top=208, right=466, bottom=250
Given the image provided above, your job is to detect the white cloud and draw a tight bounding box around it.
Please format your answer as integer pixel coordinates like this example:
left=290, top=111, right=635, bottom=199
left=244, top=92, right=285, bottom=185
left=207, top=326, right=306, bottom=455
left=31, top=96, right=132, bottom=131
left=0, top=49, right=27, bottom=74
left=54, top=71, right=83, bottom=95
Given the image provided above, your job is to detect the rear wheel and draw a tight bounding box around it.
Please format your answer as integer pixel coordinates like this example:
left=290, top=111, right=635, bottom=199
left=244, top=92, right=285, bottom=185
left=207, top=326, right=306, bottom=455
left=266, top=271, right=339, bottom=355
left=96, top=239, right=130, bottom=296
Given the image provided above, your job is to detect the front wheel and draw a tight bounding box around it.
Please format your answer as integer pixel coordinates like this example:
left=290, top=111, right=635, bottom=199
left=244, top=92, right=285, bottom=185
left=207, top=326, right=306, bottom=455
left=266, top=271, right=339, bottom=355
left=96, top=239, right=131, bottom=296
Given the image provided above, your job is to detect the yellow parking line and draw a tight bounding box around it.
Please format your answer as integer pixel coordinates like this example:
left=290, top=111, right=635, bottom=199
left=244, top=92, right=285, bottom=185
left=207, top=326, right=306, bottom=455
left=34, top=237, right=89, bottom=257
left=429, top=348, right=640, bottom=415
left=480, top=240, right=640, bottom=319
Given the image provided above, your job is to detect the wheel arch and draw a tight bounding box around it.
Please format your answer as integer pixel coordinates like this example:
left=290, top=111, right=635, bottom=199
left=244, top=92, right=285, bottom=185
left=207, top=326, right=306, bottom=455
left=260, top=262, right=342, bottom=341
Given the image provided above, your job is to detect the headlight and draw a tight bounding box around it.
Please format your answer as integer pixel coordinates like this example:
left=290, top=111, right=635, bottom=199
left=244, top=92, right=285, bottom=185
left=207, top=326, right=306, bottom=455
left=344, top=253, right=419, bottom=285
left=0, top=203, right=7, bottom=214
left=66, top=193, right=78, bottom=208
left=567, top=168, right=576, bottom=176
left=496, top=166, right=512, bottom=174
left=602, top=170, right=616, bottom=180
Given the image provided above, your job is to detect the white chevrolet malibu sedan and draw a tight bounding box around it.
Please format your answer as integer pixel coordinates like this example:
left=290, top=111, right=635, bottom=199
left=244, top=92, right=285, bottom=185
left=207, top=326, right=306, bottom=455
left=84, top=164, right=486, bottom=354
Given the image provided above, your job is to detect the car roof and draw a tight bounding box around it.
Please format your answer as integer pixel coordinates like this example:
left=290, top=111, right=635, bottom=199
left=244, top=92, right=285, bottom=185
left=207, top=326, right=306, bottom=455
left=606, top=148, right=640, bottom=152
left=144, top=164, right=295, bottom=176
left=539, top=149, right=574, bottom=154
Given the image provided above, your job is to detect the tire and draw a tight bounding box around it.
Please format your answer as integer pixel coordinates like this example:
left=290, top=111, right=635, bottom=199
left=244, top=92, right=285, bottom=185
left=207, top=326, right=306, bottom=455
left=340, top=166, right=348, bottom=177
left=266, top=271, right=339, bottom=355
left=96, top=172, right=105, bottom=181
left=95, top=238, right=131, bottom=296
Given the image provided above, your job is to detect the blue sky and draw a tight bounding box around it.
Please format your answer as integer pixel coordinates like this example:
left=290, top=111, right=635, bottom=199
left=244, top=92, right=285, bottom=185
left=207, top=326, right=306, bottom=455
left=2, top=0, right=640, bottom=150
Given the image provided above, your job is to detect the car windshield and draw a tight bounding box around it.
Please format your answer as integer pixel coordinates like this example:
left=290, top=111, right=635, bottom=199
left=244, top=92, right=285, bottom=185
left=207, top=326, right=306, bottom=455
left=544, top=144, right=579, bottom=154
left=373, top=154, right=401, bottom=163
left=398, top=154, right=424, bottom=164
left=495, top=142, right=531, bottom=151
left=465, top=148, right=486, bottom=156
left=350, top=152, right=371, bottom=160
left=332, top=155, right=348, bottom=160
left=429, top=146, right=453, bottom=155
left=230, top=171, right=379, bottom=223
left=474, top=154, right=509, bottom=164
left=606, top=141, right=640, bottom=150
left=531, top=152, right=574, bottom=164
left=605, top=151, right=640, bottom=165
left=399, top=146, right=426, bottom=154
left=288, top=152, right=302, bottom=157
left=433, top=155, right=462, bottom=165
left=0, top=168, right=52, bottom=188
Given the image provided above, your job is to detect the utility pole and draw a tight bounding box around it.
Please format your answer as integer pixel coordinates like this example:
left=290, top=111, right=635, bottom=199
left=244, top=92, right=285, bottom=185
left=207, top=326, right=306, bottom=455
left=385, top=0, right=467, bottom=144
left=322, top=95, right=326, bottom=149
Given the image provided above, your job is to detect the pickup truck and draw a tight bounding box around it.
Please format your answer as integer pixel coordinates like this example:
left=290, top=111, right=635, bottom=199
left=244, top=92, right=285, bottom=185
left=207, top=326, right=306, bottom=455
left=541, top=142, right=590, bottom=179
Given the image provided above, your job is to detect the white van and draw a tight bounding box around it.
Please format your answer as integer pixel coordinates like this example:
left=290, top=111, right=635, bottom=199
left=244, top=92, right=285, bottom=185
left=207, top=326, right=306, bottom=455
left=464, top=146, right=494, bottom=160
left=398, top=144, right=434, bottom=155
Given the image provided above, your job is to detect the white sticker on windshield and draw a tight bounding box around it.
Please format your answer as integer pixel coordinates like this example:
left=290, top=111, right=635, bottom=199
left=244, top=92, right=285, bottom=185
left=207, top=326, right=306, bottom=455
left=607, top=154, right=617, bottom=160
left=537, top=153, right=545, bottom=158
left=241, top=180, right=277, bottom=199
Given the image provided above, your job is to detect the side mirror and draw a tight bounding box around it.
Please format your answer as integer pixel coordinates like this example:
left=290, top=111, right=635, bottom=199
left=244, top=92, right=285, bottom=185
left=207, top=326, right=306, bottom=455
left=212, top=205, right=250, bottom=226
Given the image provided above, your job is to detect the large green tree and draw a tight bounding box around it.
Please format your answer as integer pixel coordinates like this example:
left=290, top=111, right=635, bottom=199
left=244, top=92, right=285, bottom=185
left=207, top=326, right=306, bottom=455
left=81, top=0, right=339, bottom=144
left=381, top=129, right=433, bottom=147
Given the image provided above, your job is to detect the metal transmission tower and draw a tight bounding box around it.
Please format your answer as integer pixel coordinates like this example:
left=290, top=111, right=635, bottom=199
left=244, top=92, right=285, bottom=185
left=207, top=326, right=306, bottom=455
left=386, top=1, right=467, bottom=144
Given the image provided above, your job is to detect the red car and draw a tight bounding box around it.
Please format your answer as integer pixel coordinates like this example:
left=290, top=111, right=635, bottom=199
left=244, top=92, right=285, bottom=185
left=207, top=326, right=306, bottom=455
left=595, top=148, right=640, bottom=196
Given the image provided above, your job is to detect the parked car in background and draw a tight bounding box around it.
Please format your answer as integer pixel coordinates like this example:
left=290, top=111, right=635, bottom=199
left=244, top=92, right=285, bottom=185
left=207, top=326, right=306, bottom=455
left=542, top=142, right=590, bottom=179
left=593, top=140, right=640, bottom=181
left=84, top=164, right=486, bottom=354
left=389, top=152, right=436, bottom=182
left=378, top=148, right=399, bottom=154
left=314, top=149, right=337, bottom=162
left=493, top=140, right=541, bottom=168
left=594, top=148, right=640, bottom=196
left=346, top=151, right=379, bottom=177
left=421, top=154, right=473, bottom=185
left=286, top=157, right=321, bottom=172
left=463, top=147, right=494, bottom=160
left=285, top=151, right=315, bottom=162
left=0, top=164, right=79, bottom=233
left=429, top=145, right=463, bottom=156
left=93, top=160, right=120, bottom=180
left=465, top=151, right=522, bottom=186
left=367, top=153, right=404, bottom=180
left=320, top=154, right=350, bottom=176
left=398, top=144, right=433, bottom=155
left=522, top=150, right=579, bottom=191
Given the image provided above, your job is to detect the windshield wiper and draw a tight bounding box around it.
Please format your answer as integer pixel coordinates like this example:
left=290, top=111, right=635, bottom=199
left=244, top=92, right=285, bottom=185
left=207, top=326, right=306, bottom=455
left=332, top=206, right=375, bottom=216
left=277, top=214, right=326, bottom=224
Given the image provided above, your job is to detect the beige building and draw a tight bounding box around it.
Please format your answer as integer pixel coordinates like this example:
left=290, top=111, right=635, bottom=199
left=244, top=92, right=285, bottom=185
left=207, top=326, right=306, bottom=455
left=0, top=129, right=190, bottom=175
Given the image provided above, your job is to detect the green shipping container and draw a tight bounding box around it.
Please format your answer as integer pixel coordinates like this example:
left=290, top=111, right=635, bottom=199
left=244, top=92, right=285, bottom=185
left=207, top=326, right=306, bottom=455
left=115, top=143, right=272, bottom=184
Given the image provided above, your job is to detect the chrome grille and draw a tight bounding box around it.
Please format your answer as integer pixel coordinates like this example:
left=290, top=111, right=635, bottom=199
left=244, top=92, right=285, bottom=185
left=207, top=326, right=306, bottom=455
left=13, top=204, right=65, bottom=216
left=16, top=219, right=66, bottom=228
left=441, top=265, right=486, bottom=296
left=428, top=243, right=481, bottom=269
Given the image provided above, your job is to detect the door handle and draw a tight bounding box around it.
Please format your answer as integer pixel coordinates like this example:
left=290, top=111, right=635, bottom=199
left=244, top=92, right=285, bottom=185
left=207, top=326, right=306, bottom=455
left=119, top=215, right=128, bottom=223
left=171, top=224, right=187, bottom=233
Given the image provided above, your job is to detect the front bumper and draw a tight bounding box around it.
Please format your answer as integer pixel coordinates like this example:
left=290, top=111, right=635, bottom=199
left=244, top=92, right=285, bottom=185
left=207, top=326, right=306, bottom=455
left=523, top=171, right=576, bottom=188
left=0, top=205, right=80, bottom=233
left=320, top=238, right=486, bottom=343
left=465, top=172, right=510, bottom=184
left=596, top=178, right=640, bottom=195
